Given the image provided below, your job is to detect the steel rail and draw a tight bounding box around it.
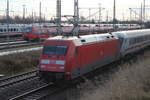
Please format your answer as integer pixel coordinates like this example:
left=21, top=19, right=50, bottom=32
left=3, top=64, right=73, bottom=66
left=9, top=83, right=52, bottom=100
left=0, top=70, right=37, bottom=88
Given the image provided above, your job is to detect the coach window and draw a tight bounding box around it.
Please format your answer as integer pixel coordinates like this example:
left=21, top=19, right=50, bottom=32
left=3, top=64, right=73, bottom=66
left=14, top=28, right=16, bottom=32
left=4, top=29, right=6, bottom=32
left=135, top=38, right=137, bottom=43
left=129, top=38, right=135, bottom=45
left=139, top=37, right=142, bottom=42
left=146, top=36, right=148, bottom=40
left=137, top=37, right=140, bottom=43
left=118, top=37, right=124, bottom=46
left=11, top=28, right=13, bottom=32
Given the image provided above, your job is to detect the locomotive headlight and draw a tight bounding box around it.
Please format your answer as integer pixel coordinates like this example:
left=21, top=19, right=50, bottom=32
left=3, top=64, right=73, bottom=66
left=40, top=59, right=50, bottom=64
left=56, top=60, right=65, bottom=65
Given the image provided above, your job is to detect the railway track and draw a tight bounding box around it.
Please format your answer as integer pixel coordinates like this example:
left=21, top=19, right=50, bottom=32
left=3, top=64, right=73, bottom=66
left=0, top=74, right=56, bottom=100
left=0, top=41, right=28, bottom=46
left=0, top=70, right=67, bottom=100
left=9, top=83, right=52, bottom=100
left=0, top=41, right=42, bottom=50
left=0, top=70, right=46, bottom=100
left=9, top=82, right=69, bottom=100
left=0, top=37, right=24, bottom=43
left=0, top=49, right=148, bottom=100
left=0, top=33, right=22, bottom=38
left=0, top=70, right=37, bottom=89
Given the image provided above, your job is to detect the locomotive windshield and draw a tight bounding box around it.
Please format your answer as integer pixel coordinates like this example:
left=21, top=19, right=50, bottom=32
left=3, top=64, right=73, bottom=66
left=43, top=45, right=68, bottom=56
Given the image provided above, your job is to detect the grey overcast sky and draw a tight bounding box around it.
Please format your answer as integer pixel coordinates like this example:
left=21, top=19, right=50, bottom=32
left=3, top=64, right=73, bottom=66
left=0, top=0, right=149, bottom=21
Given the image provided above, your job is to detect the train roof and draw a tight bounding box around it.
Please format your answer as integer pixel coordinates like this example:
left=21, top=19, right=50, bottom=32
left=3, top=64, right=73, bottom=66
left=113, top=29, right=150, bottom=38
left=46, top=33, right=118, bottom=45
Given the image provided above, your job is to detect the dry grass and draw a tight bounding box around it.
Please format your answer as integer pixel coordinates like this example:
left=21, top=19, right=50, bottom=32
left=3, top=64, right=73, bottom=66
left=0, top=50, right=41, bottom=76
left=80, top=50, right=150, bottom=100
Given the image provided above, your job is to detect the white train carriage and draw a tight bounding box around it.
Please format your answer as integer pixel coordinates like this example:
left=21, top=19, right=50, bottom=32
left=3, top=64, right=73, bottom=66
left=113, top=29, right=150, bottom=56
left=0, top=24, right=24, bottom=34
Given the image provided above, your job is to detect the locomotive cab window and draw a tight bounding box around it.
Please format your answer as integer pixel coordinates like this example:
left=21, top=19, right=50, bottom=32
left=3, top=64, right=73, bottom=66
left=43, top=45, right=68, bottom=56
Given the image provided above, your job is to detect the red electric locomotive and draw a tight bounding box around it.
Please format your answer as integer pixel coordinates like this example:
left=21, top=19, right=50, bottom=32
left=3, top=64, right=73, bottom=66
left=38, top=33, right=120, bottom=81
left=23, top=26, right=113, bottom=41
left=23, top=27, right=54, bottom=41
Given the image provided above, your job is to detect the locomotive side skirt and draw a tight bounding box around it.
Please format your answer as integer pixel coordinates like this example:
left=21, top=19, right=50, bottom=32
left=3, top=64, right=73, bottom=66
left=71, top=54, right=119, bottom=79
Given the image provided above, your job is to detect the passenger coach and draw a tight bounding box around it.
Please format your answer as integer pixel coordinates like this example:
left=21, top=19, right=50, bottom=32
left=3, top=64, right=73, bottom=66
left=113, top=29, right=150, bottom=56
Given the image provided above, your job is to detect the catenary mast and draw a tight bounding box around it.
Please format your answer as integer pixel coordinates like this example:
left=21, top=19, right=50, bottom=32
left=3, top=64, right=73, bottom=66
left=73, top=0, right=79, bottom=36
left=56, top=0, right=62, bottom=35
